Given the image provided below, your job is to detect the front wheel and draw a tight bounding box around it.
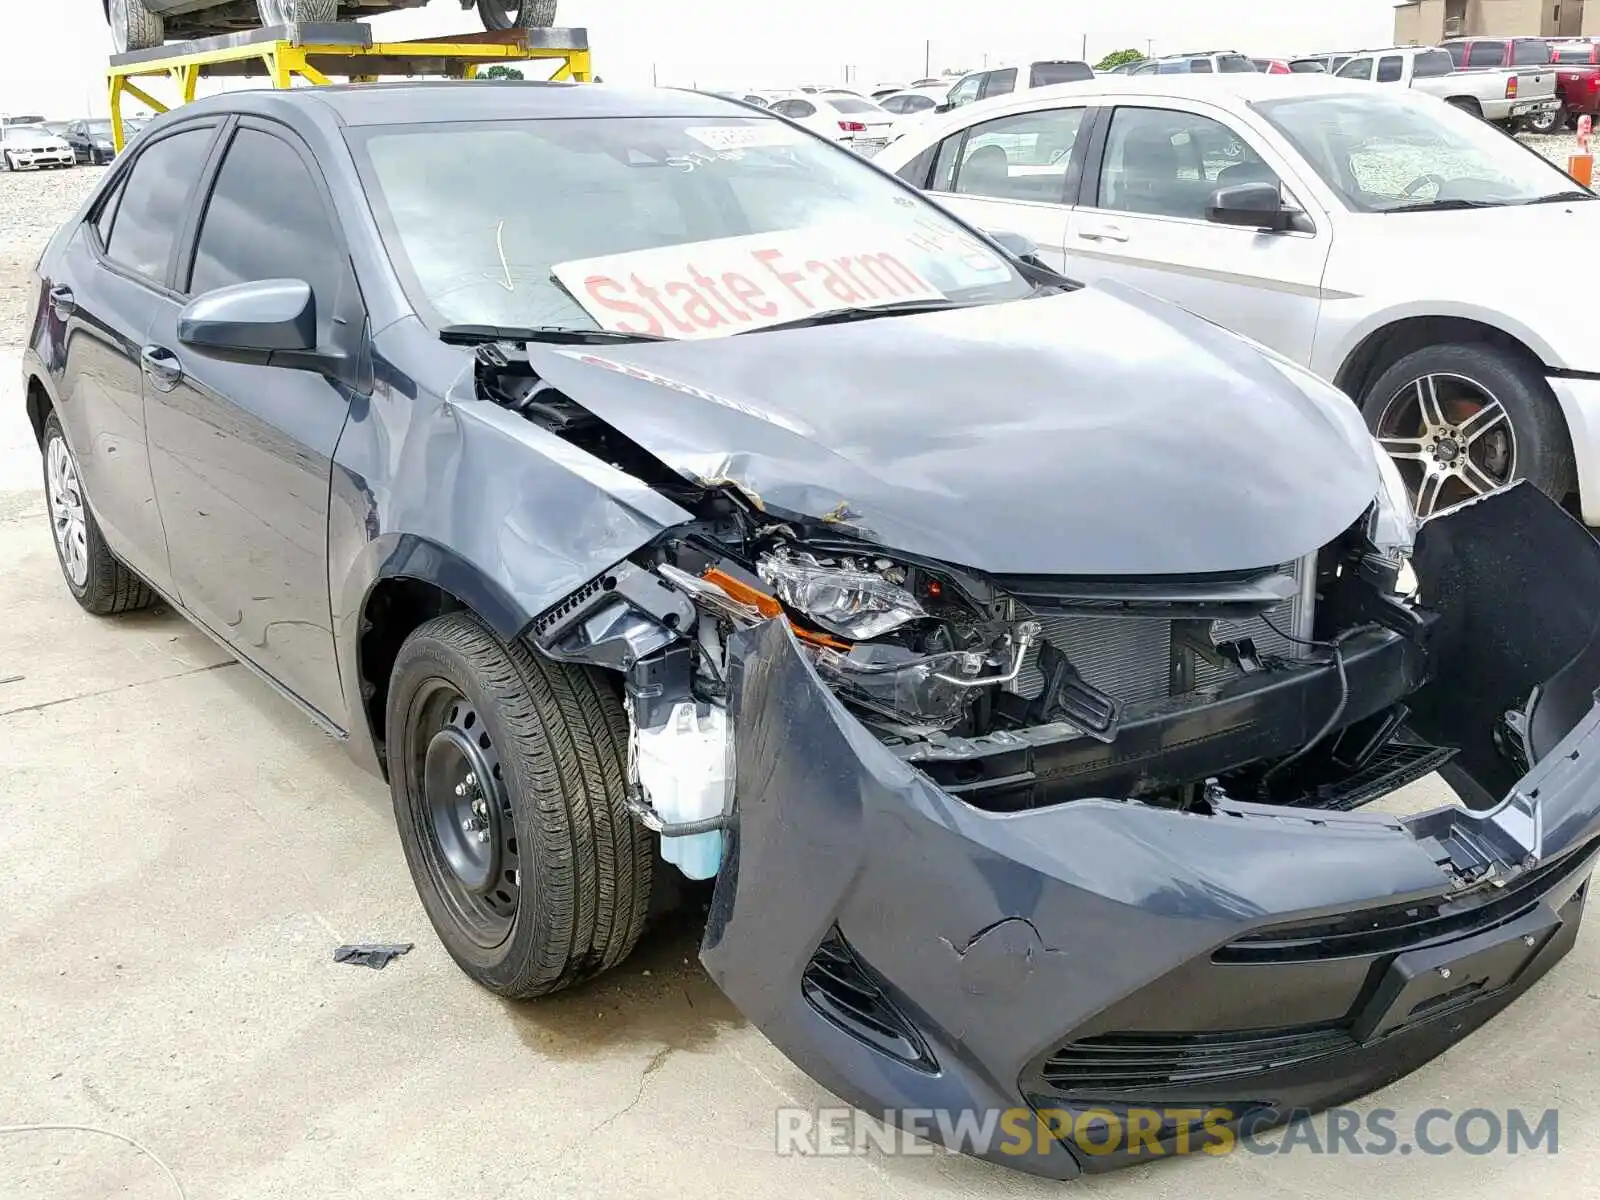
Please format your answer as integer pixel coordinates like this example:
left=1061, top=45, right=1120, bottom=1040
left=477, top=0, right=558, bottom=30
left=1360, top=343, right=1575, bottom=519
left=386, top=612, right=652, bottom=998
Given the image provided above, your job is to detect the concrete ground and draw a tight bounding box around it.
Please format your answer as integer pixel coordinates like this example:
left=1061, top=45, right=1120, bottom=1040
left=3, top=353, right=1600, bottom=1199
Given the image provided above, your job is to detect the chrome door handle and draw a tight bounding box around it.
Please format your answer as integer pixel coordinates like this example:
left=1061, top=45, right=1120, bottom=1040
left=1078, top=226, right=1130, bottom=244
left=140, top=345, right=184, bottom=392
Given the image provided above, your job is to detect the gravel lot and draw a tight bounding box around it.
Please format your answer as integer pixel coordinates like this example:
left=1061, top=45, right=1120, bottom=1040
left=0, top=166, right=104, bottom=350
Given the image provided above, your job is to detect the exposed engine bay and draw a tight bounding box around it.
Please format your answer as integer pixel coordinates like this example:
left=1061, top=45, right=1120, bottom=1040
left=487, top=343, right=1448, bottom=875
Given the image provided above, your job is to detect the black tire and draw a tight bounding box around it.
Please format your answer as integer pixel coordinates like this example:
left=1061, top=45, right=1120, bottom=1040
left=41, top=414, right=157, bottom=615
left=1525, top=106, right=1564, bottom=135
left=258, top=0, right=337, bottom=23
left=386, top=611, right=652, bottom=998
left=106, top=0, right=164, bottom=53
left=477, top=0, right=558, bottom=30
left=1360, top=343, right=1575, bottom=518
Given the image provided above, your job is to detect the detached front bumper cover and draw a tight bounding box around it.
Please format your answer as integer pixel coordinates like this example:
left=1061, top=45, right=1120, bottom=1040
left=700, top=484, right=1600, bottom=1178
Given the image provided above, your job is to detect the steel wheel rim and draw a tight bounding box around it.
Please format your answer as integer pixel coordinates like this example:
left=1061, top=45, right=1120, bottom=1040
left=407, top=680, right=519, bottom=949
left=46, top=434, right=90, bottom=588
left=1375, top=372, right=1516, bottom=518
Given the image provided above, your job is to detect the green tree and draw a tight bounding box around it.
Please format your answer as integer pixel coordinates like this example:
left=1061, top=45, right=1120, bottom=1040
left=481, top=65, right=526, bottom=80
left=1094, top=48, right=1144, bottom=71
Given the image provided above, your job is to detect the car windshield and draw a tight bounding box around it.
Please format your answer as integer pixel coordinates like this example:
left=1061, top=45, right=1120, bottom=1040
left=348, top=115, right=1031, bottom=335
left=86, top=120, right=113, bottom=134
left=1256, top=91, right=1590, bottom=212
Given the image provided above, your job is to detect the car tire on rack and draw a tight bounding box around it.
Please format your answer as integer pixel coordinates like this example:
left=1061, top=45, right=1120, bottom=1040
left=41, top=414, right=157, bottom=615
left=257, top=0, right=337, bottom=25
left=1360, top=343, right=1575, bottom=519
left=386, top=611, right=652, bottom=998
left=476, top=0, right=558, bottom=30
left=106, top=0, right=165, bottom=53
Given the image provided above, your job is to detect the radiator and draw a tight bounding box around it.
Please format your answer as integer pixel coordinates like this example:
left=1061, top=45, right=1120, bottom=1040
left=1015, top=556, right=1316, bottom=704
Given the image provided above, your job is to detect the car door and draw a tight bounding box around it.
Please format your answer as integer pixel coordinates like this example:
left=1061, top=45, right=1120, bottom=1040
left=1062, top=102, right=1332, bottom=366
left=49, top=122, right=222, bottom=597
left=142, top=119, right=363, bottom=723
left=65, top=120, right=84, bottom=160
left=914, top=103, right=1096, bottom=273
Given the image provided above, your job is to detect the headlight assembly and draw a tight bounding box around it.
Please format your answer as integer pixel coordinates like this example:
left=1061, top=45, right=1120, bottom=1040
left=757, top=550, right=925, bottom=641
left=1368, top=438, right=1418, bottom=561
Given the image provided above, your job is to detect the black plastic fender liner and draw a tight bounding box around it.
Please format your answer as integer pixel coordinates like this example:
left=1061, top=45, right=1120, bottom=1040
left=1407, top=482, right=1600, bottom=804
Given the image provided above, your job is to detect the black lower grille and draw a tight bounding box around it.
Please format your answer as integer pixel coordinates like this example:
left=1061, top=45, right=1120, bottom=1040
left=1287, top=740, right=1457, bottom=812
left=802, top=929, right=936, bottom=1072
left=1040, top=1024, right=1356, bottom=1094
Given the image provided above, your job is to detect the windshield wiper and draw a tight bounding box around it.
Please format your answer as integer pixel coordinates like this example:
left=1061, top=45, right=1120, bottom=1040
left=439, top=324, right=670, bottom=347
left=1519, top=190, right=1596, bottom=205
left=1380, top=197, right=1508, bottom=213
left=740, top=298, right=967, bottom=335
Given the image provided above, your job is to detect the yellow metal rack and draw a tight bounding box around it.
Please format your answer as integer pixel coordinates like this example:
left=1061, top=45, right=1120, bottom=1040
left=106, top=22, right=592, bottom=151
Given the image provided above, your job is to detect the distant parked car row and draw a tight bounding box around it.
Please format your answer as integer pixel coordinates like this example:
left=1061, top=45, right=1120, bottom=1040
left=0, top=116, right=149, bottom=171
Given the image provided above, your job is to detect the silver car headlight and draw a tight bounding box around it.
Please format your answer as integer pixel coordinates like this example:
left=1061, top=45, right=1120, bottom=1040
left=757, top=550, right=924, bottom=640
left=1368, top=439, right=1417, bottom=561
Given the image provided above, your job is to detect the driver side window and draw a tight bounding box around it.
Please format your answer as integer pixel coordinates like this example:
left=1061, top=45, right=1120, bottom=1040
left=1095, top=106, right=1280, bottom=221
left=1336, top=57, right=1374, bottom=79
left=947, top=75, right=983, bottom=108
left=187, top=127, right=346, bottom=345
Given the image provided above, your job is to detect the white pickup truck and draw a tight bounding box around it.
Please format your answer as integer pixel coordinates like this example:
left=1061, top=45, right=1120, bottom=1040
left=1333, top=46, right=1559, bottom=127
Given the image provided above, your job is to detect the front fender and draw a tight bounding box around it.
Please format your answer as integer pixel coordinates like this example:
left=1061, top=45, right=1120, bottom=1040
left=327, top=371, right=694, bottom=771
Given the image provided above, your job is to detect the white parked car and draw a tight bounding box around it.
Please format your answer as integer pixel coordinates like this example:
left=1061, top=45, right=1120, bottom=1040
left=874, top=74, right=1600, bottom=519
left=0, top=124, right=74, bottom=171
left=942, top=60, right=1095, bottom=112
left=766, top=93, right=896, bottom=155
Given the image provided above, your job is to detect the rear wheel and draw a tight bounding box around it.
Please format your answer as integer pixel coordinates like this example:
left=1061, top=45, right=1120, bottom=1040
left=106, top=0, right=164, bottom=53
left=386, top=612, right=652, bottom=998
left=41, top=414, right=157, bottom=615
left=477, top=0, right=558, bottom=30
left=1525, top=105, right=1564, bottom=135
left=1361, top=344, right=1574, bottom=519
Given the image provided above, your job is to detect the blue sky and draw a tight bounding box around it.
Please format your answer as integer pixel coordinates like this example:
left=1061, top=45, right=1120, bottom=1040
left=2, top=0, right=1398, bottom=117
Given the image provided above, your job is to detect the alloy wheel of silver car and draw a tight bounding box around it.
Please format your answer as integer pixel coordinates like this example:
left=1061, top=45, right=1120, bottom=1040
left=46, top=432, right=90, bottom=589
left=1375, top=373, right=1516, bottom=518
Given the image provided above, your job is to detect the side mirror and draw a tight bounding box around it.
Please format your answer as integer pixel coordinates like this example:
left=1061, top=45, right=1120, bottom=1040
left=987, top=230, right=1041, bottom=261
left=1205, top=182, right=1294, bottom=232
left=934, top=101, right=953, bottom=113
left=177, top=278, right=338, bottom=373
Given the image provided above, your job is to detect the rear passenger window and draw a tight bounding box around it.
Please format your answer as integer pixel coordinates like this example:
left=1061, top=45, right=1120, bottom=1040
left=1513, top=39, right=1551, bottom=65
left=92, top=174, right=127, bottom=247
left=1466, top=41, right=1508, bottom=67
left=1376, top=56, right=1403, bottom=83
left=946, top=106, right=1087, bottom=202
left=103, top=127, right=214, bottom=283
left=188, top=127, right=345, bottom=343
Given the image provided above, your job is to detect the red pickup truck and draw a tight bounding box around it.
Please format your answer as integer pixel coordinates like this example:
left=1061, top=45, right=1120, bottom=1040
left=1549, top=40, right=1600, bottom=131
left=1445, top=36, right=1600, bottom=132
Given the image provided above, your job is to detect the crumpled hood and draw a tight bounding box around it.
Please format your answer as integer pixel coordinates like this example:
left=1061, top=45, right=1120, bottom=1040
left=528, top=284, right=1380, bottom=575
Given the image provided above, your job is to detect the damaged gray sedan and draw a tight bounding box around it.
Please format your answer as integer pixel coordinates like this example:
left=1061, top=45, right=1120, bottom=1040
left=24, top=83, right=1600, bottom=1178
